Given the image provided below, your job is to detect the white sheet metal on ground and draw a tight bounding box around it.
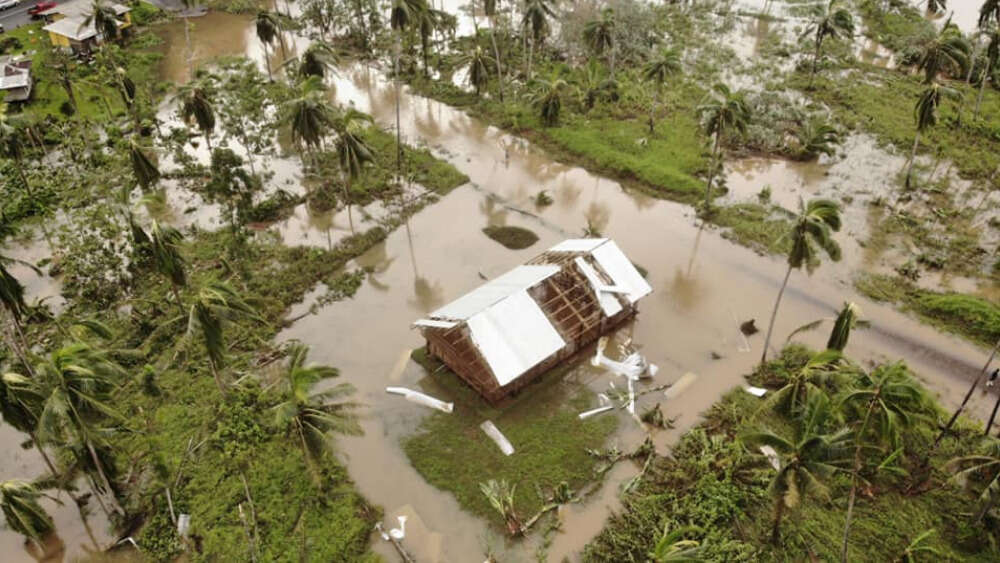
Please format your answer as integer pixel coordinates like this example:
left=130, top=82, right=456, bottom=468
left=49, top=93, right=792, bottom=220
left=591, top=240, right=653, bottom=303
left=466, top=290, right=565, bottom=386
left=575, top=257, right=624, bottom=317
left=412, top=318, right=458, bottom=329
left=480, top=420, right=515, bottom=455
left=745, top=386, right=768, bottom=397
left=548, top=238, right=608, bottom=253
left=430, top=265, right=559, bottom=321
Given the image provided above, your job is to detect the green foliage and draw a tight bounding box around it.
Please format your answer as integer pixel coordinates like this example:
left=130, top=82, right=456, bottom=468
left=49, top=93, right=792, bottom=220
left=481, top=225, right=539, bottom=249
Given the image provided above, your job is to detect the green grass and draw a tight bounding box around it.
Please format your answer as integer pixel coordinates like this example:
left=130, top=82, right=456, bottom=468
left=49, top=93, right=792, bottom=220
left=711, top=203, right=794, bottom=256
left=404, top=348, right=618, bottom=528
left=855, top=273, right=1000, bottom=348
left=355, top=126, right=468, bottom=199
left=481, top=225, right=539, bottom=250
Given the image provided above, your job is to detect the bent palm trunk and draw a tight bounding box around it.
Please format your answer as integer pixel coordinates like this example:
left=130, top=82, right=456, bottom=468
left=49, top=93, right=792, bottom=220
left=761, top=265, right=793, bottom=364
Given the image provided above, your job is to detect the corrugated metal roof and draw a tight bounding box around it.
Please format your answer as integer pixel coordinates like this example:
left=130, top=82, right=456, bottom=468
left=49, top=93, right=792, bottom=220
left=0, top=69, right=29, bottom=90
left=466, top=290, right=565, bottom=386
left=430, top=265, right=559, bottom=321
left=548, top=238, right=608, bottom=253
left=574, top=257, right=623, bottom=317
left=412, top=319, right=458, bottom=329
left=591, top=240, right=652, bottom=303
left=43, top=18, right=97, bottom=41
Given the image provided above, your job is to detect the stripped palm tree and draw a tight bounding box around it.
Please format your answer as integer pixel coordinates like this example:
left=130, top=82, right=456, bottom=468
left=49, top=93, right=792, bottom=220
left=256, top=11, right=280, bottom=82
left=333, top=109, right=375, bottom=233
left=760, top=198, right=842, bottom=364
left=282, top=76, right=335, bottom=168
left=803, top=0, right=854, bottom=86
left=642, top=48, right=681, bottom=134
left=906, top=82, right=961, bottom=188
left=698, top=83, right=750, bottom=210
left=521, top=0, right=556, bottom=79
left=918, top=25, right=971, bottom=84
left=484, top=0, right=505, bottom=101
left=984, top=0, right=1000, bottom=29
left=0, top=480, right=53, bottom=548
left=273, top=343, right=361, bottom=482
left=0, top=245, right=35, bottom=375
left=975, top=28, right=1000, bottom=118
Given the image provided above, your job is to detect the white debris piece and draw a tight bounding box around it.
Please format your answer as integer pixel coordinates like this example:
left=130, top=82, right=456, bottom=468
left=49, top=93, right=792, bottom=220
left=386, top=387, right=454, bottom=413
left=591, top=337, right=644, bottom=380
left=627, top=378, right=636, bottom=415
left=480, top=420, right=515, bottom=456
left=389, top=515, right=407, bottom=540
left=598, top=393, right=611, bottom=406
left=578, top=405, right=615, bottom=420
left=664, top=373, right=698, bottom=399
left=759, top=445, right=780, bottom=470
left=745, top=386, right=768, bottom=397
left=177, top=514, right=191, bottom=538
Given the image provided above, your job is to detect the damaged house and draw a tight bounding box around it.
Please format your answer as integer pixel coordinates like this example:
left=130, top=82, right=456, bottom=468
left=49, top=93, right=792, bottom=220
left=414, top=238, right=652, bottom=403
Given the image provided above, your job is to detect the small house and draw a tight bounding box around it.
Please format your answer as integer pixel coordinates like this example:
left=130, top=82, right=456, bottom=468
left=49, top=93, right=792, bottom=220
left=40, top=0, right=132, bottom=55
left=414, top=238, right=652, bottom=404
left=0, top=57, right=32, bottom=103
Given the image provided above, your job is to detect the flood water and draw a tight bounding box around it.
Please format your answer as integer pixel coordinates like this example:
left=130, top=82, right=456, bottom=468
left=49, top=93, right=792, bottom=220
left=3, top=4, right=1000, bottom=561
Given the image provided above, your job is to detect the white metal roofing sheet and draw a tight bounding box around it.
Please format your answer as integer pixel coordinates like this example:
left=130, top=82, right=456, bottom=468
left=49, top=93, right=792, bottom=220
left=412, top=318, right=458, bottom=329
left=574, top=257, right=623, bottom=317
left=466, top=290, right=565, bottom=386
left=591, top=240, right=652, bottom=303
left=430, top=265, right=559, bottom=321
left=548, top=238, right=608, bottom=253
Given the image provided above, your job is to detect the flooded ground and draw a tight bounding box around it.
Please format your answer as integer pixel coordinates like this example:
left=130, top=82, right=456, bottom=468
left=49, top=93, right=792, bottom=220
left=3, top=3, right=1000, bottom=560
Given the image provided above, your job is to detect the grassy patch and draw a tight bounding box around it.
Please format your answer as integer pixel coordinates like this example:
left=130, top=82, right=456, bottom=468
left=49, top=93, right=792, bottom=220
left=712, top=203, right=793, bottom=256
left=482, top=225, right=539, bottom=250
left=404, top=348, right=618, bottom=528
left=355, top=126, right=468, bottom=198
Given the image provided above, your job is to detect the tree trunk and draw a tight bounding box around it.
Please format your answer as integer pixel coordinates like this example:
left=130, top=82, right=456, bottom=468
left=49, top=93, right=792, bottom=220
left=905, top=131, right=921, bottom=189
left=810, top=36, right=822, bottom=88
left=86, top=438, right=125, bottom=515
left=344, top=178, right=355, bottom=234
left=610, top=44, right=616, bottom=80
left=528, top=38, right=535, bottom=80
left=986, top=391, right=1000, bottom=435
left=29, top=431, right=58, bottom=480
left=353, top=0, right=368, bottom=49
left=5, top=314, right=35, bottom=377
left=761, top=265, right=794, bottom=364
left=184, top=16, right=192, bottom=78
left=932, top=336, right=1000, bottom=451
left=263, top=41, right=273, bottom=82
left=976, top=58, right=993, bottom=119
left=72, top=493, right=101, bottom=550
left=771, top=497, right=785, bottom=544
left=703, top=133, right=721, bottom=209
left=394, top=38, right=403, bottom=185
left=649, top=87, right=659, bottom=134
left=841, top=391, right=879, bottom=563
left=210, top=360, right=227, bottom=396
left=491, top=22, right=504, bottom=103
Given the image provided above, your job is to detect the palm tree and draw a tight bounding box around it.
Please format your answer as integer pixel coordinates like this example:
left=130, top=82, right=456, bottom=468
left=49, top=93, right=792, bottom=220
left=793, top=118, right=843, bottom=160
left=175, top=78, right=216, bottom=152
left=946, top=439, right=1000, bottom=522
left=0, top=246, right=36, bottom=376
left=918, top=26, right=971, bottom=84
left=186, top=281, right=258, bottom=395
left=110, top=66, right=139, bottom=132
left=82, top=0, right=120, bottom=45
left=742, top=394, right=850, bottom=544
left=530, top=73, right=572, bottom=126
left=255, top=11, right=280, bottom=82
left=149, top=221, right=186, bottom=306
left=697, top=83, right=750, bottom=209
left=291, top=41, right=339, bottom=79
left=899, top=529, right=942, bottom=562
left=983, top=0, right=1000, bottom=29
left=36, top=343, right=126, bottom=515
left=0, top=104, right=32, bottom=198
left=521, top=0, right=555, bottom=79
left=129, top=140, right=160, bottom=191
left=417, top=6, right=441, bottom=78
left=906, top=82, right=961, bottom=188
left=839, top=363, right=929, bottom=562
left=485, top=0, right=504, bottom=101
left=480, top=478, right=522, bottom=535
left=649, top=525, right=703, bottom=562
left=761, top=349, right=843, bottom=416
left=273, top=344, right=361, bottom=481
left=333, top=109, right=375, bottom=233
left=804, top=1, right=854, bottom=86
left=390, top=0, right=415, bottom=182
left=0, top=480, right=53, bottom=548
left=760, top=198, right=842, bottom=364
left=282, top=76, right=335, bottom=166
left=0, top=372, right=58, bottom=478
left=583, top=8, right=617, bottom=78
left=975, top=28, right=999, bottom=118
left=459, top=45, right=491, bottom=96
left=642, top=48, right=681, bottom=134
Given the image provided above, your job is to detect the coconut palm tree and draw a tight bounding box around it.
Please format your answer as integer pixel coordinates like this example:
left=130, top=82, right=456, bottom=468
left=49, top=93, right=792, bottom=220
left=459, top=45, right=491, bottom=96
left=761, top=349, right=844, bottom=416
left=186, top=281, right=258, bottom=395
left=742, top=394, right=850, bottom=544
left=906, top=82, right=961, bottom=188
left=484, top=0, right=505, bottom=101
left=0, top=480, right=53, bottom=548
left=975, top=28, right=999, bottom=118
left=918, top=26, right=971, bottom=84
left=417, top=5, right=442, bottom=78
left=530, top=73, right=572, bottom=126
left=282, top=76, right=335, bottom=167
left=390, top=0, right=417, bottom=181
left=273, top=343, right=361, bottom=481
left=583, top=8, right=617, bottom=78
left=175, top=78, right=216, bottom=152
left=36, top=342, right=126, bottom=516
left=760, top=198, right=842, bottom=364
left=480, top=478, right=522, bottom=536
left=983, top=0, right=1000, bottom=29
left=793, top=118, right=843, bottom=160
left=826, top=301, right=861, bottom=352
left=697, top=83, right=750, bottom=209
left=649, top=525, right=703, bottom=562
left=82, top=0, right=120, bottom=45
left=255, top=11, right=280, bottom=82
left=291, top=41, right=340, bottom=80
left=129, top=140, right=159, bottom=191
left=803, top=0, right=854, bottom=86
left=521, top=0, right=556, bottom=79
left=946, top=439, right=1000, bottom=522
left=0, top=372, right=58, bottom=478
left=642, top=48, right=681, bottom=134
left=333, top=109, right=375, bottom=233
left=148, top=221, right=186, bottom=306
left=839, top=363, right=930, bottom=562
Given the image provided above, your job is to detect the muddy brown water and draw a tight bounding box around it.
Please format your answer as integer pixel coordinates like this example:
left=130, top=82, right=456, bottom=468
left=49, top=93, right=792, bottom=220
left=3, top=8, right=1000, bottom=561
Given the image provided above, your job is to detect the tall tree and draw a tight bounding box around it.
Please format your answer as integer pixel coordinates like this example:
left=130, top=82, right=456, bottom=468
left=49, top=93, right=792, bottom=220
left=484, top=0, right=505, bottom=101
left=530, top=73, right=572, bottom=126
left=273, top=344, right=361, bottom=481
left=742, top=394, right=850, bottom=544
left=0, top=480, right=53, bottom=548
left=804, top=0, right=854, bottom=86
left=906, top=82, right=961, bottom=188
left=642, top=48, right=681, bottom=134
left=255, top=11, right=280, bottom=82
left=583, top=8, right=617, bottom=78
left=185, top=281, right=259, bottom=395
left=459, top=44, right=491, bottom=96
left=82, top=0, right=120, bottom=45
left=175, top=77, right=217, bottom=152
left=282, top=76, right=335, bottom=166
left=521, top=0, right=556, bottom=79
left=918, top=25, right=971, bottom=84
left=333, top=109, right=375, bottom=233
left=976, top=28, right=1000, bottom=117
left=697, top=83, right=750, bottom=210
left=760, top=349, right=843, bottom=416
left=760, top=198, right=842, bottom=364
left=390, top=0, right=422, bottom=181
left=839, top=363, right=929, bottom=562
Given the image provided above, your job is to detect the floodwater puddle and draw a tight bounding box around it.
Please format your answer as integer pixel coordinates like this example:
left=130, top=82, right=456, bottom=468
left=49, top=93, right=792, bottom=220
left=1, top=231, right=65, bottom=311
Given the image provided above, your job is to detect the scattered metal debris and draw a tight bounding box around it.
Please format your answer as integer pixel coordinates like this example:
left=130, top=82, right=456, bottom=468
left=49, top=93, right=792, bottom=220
left=578, top=405, right=615, bottom=420
left=760, top=445, right=780, bottom=470
left=386, top=386, right=454, bottom=413
left=745, top=385, right=768, bottom=397
left=481, top=420, right=515, bottom=456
